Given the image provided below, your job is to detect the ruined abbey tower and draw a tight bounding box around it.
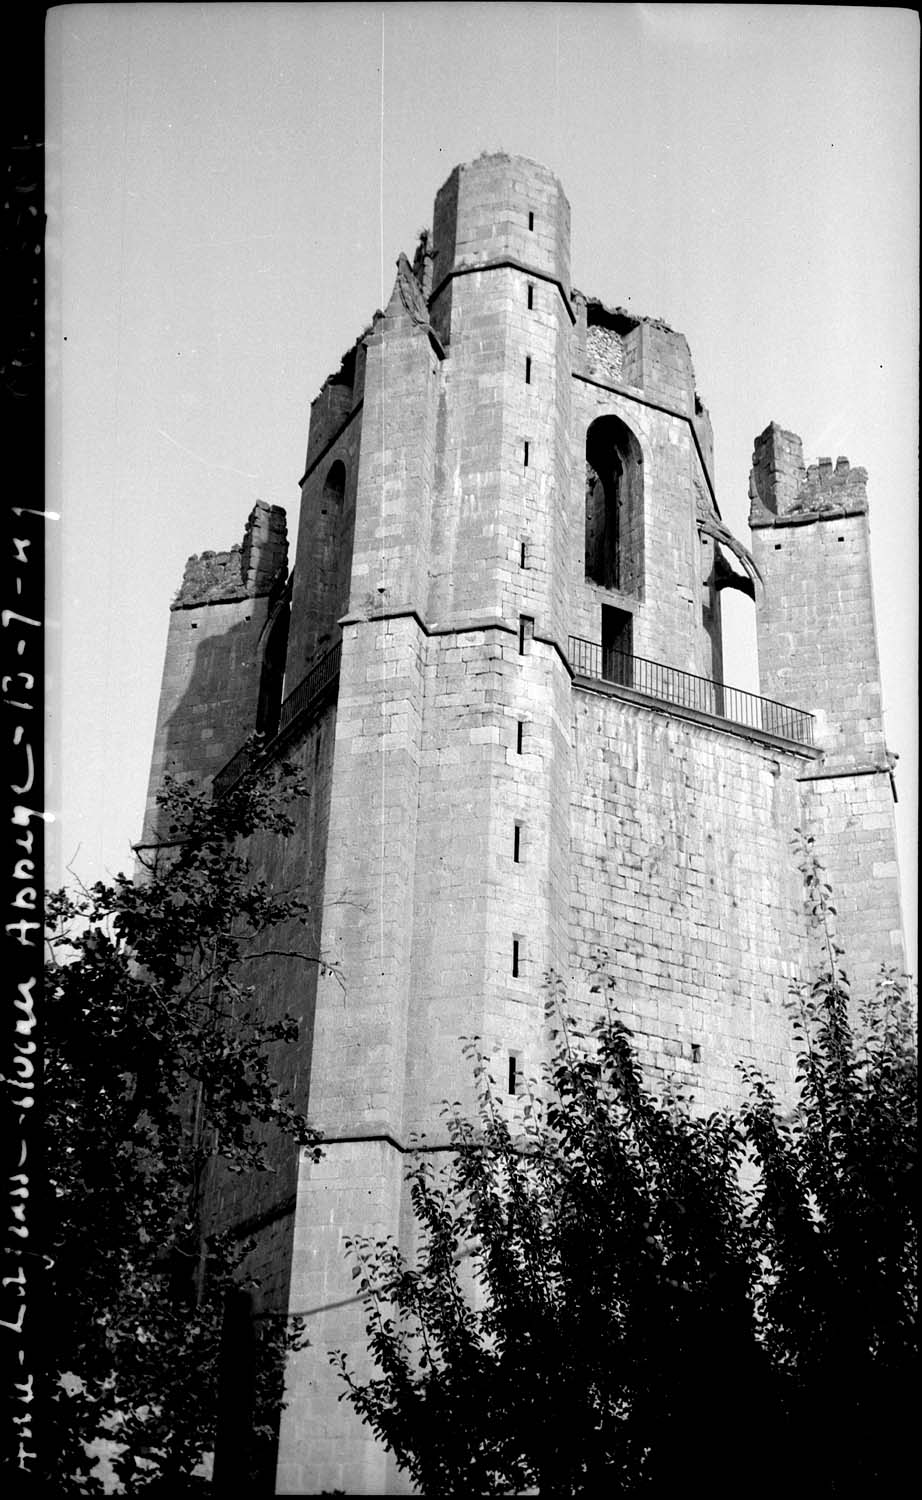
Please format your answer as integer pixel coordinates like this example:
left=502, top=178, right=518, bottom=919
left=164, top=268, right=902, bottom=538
left=141, top=154, right=905, bottom=1493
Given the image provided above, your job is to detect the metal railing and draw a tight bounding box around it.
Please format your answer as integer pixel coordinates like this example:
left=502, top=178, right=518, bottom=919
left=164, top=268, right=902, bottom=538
left=278, top=640, right=342, bottom=734
left=568, top=636, right=815, bottom=746
left=212, top=740, right=259, bottom=800
left=212, top=641, right=342, bottom=799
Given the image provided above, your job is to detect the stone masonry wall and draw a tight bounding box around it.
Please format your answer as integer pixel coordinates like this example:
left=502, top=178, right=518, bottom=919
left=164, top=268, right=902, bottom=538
left=752, top=496, right=882, bottom=767
left=140, top=502, right=287, bottom=844
left=205, top=702, right=339, bottom=1312
left=287, top=420, right=362, bottom=683
left=141, top=598, right=270, bottom=845
left=801, top=772, right=904, bottom=995
left=350, top=280, right=440, bottom=622
left=275, top=608, right=426, bottom=1496
left=568, top=688, right=812, bottom=1107
left=750, top=424, right=905, bottom=994
left=403, top=627, right=572, bottom=1137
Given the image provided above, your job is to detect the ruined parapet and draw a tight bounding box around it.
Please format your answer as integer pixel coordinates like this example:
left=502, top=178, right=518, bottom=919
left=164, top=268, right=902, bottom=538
left=750, top=422, right=868, bottom=525
left=748, top=422, right=805, bottom=520
left=241, top=501, right=288, bottom=593
left=629, top=318, right=696, bottom=414
left=175, top=502, right=287, bottom=608
left=572, top=295, right=698, bottom=416
left=175, top=546, right=248, bottom=607
left=303, top=336, right=370, bottom=475
left=789, top=455, right=868, bottom=516
left=582, top=300, right=638, bottom=384
left=586, top=322, right=625, bottom=380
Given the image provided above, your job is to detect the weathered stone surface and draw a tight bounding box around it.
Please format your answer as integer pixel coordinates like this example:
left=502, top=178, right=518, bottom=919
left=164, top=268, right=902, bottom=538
left=749, top=426, right=903, bottom=999
left=174, top=501, right=287, bottom=607
left=140, top=153, right=906, bottom=1495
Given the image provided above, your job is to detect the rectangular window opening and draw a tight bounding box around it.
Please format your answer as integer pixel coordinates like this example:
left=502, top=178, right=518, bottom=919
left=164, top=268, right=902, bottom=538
left=523, top=439, right=530, bottom=467
left=518, top=615, right=534, bottom=655
left=528, top=211, right=534, bottom=231
left=527, top=283, right=534, bottom=310
left=512, top=938, right=520, bottom=978
left=516, top=720, right=524, bottom=754
left=525, top=356, right=532, bottom=384
left=691, top=1043, right=702, bottom=1065
left=507, top=1053, right=519, bottom=1096
left=513, top=823, right=521, bottom=863
left=520, top=541, right=527, bottom=569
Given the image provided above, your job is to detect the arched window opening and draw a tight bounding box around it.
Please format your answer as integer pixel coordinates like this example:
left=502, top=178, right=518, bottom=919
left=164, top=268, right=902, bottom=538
left=585, top=416, right=643, bottom=594
left=320, top=460, right=346, bottom=516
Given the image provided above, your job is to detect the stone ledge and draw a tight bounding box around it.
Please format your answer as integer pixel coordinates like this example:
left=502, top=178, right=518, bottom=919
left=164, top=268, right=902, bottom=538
left=429, top=254, right=577, bottom=324
left=572, top=674, right=822, bottom=758
left=751, top=504, right=868, bottom=530
left=298, top=400, right=364, bottom=487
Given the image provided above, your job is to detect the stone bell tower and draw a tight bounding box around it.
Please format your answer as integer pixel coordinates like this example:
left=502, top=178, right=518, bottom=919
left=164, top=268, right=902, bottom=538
left=142, top=154, right=906, bottom=1495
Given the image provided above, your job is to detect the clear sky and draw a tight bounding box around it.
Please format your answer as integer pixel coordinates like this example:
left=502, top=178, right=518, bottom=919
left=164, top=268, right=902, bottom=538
left=47, top=3, right=918, bottom=974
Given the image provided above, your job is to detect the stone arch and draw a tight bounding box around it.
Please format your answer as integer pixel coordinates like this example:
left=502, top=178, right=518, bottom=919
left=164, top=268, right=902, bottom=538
left=321, top=459, right=346, bottom=514
left=585, top=415, right=644, bottom=594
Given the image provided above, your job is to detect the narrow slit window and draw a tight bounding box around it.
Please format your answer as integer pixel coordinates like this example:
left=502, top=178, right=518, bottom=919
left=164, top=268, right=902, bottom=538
left=525, top=356, right=532, bottom=384
left=523, top=440, right=530, bottom=467
left=691, top=1043, right=702, bottom=1065
left=516, top=721, right=524, bottom=754
left=513, top=823, right=521, bottom=863
left=518, top=616, right=533, bottom=655
left=507, top=1054, right=519, bottom=1096
left=520, top=541, right=527, bottom=569
left=528, top=211, right=534, bottom=231
left=527, top=283, right=534, bottom=310
left=512, top=938, right=520, bottom=977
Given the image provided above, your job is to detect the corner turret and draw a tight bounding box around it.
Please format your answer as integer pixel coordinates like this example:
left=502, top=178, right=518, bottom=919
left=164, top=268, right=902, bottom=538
left=140, top=502, right=288, bottom=846
left=749, top=423, right=904, bottom=987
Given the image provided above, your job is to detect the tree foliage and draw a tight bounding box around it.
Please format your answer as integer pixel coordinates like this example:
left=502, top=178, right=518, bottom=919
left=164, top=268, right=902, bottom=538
left=43, top=764, right=322, bottom=1492
left=334, top=838, right=917, bottom=1496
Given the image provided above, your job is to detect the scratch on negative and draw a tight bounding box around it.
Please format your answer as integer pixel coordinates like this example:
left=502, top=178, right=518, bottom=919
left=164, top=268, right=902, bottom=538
left=157, top=428, right=258, bottom=479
